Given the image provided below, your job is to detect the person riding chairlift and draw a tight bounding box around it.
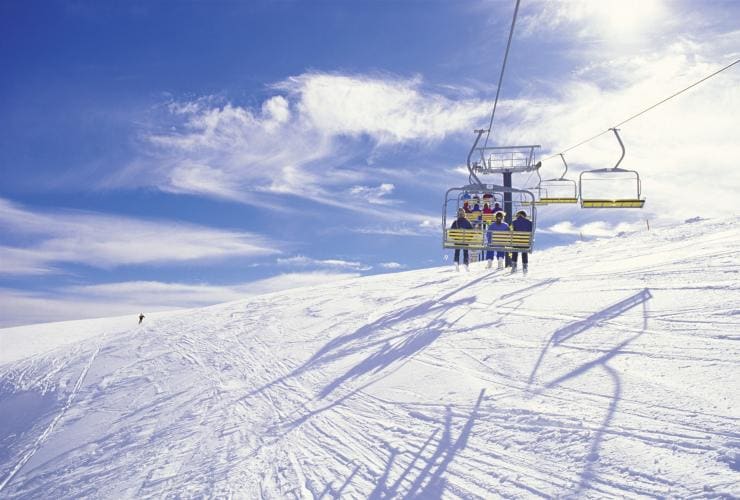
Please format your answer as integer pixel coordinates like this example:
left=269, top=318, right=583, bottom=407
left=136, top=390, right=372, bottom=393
left=451, top=208, right=473, bottom=271
left=511, top=210, right=532, bottom=274
left=486, top=211, right=509, bottom=270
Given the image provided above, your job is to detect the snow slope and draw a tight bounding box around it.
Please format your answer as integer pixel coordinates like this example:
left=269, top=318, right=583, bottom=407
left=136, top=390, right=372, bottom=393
left=1, top=217, right=738, bottom=498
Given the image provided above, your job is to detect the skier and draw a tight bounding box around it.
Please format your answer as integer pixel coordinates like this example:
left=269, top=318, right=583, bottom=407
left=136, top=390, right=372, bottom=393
left=486, top=211, right=509, bottom=270
left=511, top=210, right=533, bottom=274
left=138, top=313, right=145, bottom=324
left=451, top=208, right=473, bottom=271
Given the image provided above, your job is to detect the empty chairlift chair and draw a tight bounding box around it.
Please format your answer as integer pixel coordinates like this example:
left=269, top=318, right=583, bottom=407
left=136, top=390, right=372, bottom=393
left=579, top=128, right=645, bottom=208
left=538, top=153, right=579, bottom=204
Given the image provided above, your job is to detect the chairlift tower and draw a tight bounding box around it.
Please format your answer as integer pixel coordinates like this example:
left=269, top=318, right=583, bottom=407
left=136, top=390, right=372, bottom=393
left=467, top=129, right=541, bottom=228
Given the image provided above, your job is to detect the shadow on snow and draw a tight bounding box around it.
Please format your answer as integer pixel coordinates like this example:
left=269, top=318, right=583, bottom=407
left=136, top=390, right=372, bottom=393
left=527, top=288, right=653, bottom=496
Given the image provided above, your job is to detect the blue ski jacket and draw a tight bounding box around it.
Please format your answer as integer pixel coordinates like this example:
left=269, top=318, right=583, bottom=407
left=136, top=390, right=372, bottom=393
left=512, top=217, right=533, bottom=231
left=451, top=217, right=473, bottom=230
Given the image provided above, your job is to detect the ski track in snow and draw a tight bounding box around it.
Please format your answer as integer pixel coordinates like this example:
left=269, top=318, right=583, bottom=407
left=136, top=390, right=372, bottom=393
left=0, top=217, right=739, bottom=498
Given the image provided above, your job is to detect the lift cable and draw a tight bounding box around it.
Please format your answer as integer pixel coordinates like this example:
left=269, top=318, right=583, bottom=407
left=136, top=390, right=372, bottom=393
left=483, top=0, right=521, bottom=149
left=542, top=57, right=740, bottom=162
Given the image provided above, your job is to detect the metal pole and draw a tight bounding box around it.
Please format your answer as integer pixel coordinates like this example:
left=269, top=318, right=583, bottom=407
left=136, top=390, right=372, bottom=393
left=503, top=171, right=512, bottom=267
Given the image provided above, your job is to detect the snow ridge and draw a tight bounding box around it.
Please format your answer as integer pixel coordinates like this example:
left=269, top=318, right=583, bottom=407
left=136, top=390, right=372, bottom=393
left=0, top=217, right=739, bottom=498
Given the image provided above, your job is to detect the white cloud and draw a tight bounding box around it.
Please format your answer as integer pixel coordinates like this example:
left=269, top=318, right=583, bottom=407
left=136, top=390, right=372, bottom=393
left=519, top=0, right=669, bottom=43
left=379, top=262, right=406, bottom=270
left=498, top=41, right=740, bottom=225
left=238, top=272, right=359, bottom=295
left=351, top=223, right=436, bottom=237
left=277, top=255, right=372, bottom=272
left=546, top=220, right=641, bottom=238
left=0, top=197, right=279, bottom=275
left=348, top=183, right=397, bottom=205
left=109, top=73, right=488, bottom=225
left=276, top=73, right=487, bottom=144
left=0, top=272, right=359, bottom=328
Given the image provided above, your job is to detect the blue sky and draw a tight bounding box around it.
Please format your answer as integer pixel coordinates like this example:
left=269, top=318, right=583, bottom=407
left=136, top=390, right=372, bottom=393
left=1, top=0, right=738, bottom=326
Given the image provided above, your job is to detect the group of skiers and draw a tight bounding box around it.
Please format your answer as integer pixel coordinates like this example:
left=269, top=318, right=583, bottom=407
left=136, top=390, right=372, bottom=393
left=450, top=207, right=531, bottom=274
left=461, top=192, right=505, bottom=219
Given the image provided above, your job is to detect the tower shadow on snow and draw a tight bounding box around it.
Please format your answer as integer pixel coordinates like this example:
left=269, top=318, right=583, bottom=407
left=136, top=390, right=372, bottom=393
left=526, top=288, right=653, bottom=496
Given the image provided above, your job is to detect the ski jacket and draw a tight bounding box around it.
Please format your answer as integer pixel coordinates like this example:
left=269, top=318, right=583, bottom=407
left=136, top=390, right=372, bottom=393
left=451, top=217, right=474, bottom=230
left=487, top=221, right=509, bottom=232
left=512, top=217, right=533, bottom=232
left=487, top=221, right=509, bottom=245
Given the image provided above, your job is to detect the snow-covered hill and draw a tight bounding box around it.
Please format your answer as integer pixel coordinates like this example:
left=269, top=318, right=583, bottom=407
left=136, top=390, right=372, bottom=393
left=1, top=217, right=739, bottom=498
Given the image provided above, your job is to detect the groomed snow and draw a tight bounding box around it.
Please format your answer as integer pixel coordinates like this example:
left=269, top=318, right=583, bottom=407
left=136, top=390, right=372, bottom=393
left=1, top=216, right=738, bottom=498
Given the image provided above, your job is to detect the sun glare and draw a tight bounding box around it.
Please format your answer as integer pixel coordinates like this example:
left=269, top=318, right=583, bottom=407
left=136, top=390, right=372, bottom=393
left=591, top=0, right=666, bottom=40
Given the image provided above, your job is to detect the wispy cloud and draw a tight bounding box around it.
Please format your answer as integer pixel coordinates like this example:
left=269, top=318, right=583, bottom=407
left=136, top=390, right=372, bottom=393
left=110, top=73, right=488, bottom=222
left=0, top=271, right=359, bottom=328
left=379, top=262, right=406, bottom=270
left=351, top=222, right=437, bottom=237
left=518, top=0, right=670, bottom=42
left=0, top=197, right=280, bottom=275
left=277, top=255, right=372, bottom=272
left=545, top=220, right=640, bottom=238
left=495, top=38, right=740, bottom=225
left=348, top=183, right=397, bottom=205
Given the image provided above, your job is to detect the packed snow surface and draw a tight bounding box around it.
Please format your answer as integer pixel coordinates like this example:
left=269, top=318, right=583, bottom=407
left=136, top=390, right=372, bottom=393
left=1, top=217, right=738, bottom=498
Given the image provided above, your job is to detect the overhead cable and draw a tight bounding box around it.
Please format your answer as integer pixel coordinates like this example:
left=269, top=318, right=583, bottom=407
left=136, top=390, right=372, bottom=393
left=543, top=58, right=740, bottom=162
left=483, top=0, right=521, bottom=149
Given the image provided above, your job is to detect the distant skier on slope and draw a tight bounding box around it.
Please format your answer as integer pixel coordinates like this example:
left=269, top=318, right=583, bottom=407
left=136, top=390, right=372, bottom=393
left=451, top=208, right=473, bottom=271
left=511, top=210, right=532, bottom=274
left=138, top=313, right=145, bottom=324
left=486, top=211, right=509, bottom=270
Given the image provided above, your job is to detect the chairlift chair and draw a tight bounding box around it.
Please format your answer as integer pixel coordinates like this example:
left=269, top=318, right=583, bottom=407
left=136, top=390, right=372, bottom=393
left=524, top=166, right=549, bottom=206
left=579, top=128, right=645, bottom=208
left=443, top=183, right=537, bottom=253
left=539, top=153, right=579, bottom=204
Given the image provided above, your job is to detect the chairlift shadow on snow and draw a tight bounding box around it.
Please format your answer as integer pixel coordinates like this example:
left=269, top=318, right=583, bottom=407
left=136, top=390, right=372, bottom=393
left=316, top=389, right=485, bottom=499
left=243, top=272, right=494, bottom=402
left=526, top=287, right=652, bottom=496
left=280, top=294, right=476, bottom=433
left=498, top=277, right=560, bottom=302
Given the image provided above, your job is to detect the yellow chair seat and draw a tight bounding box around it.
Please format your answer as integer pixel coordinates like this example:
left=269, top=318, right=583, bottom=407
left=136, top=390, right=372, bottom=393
left=488, top=231, right=533, bottom=250
left=464, top=211, right=482, bottom=222
left=581, top=199, right=645, bottom=208
left=540, top=197, right=578, bottom=204
left=445, top=229, right=484, bottom=248
left=481, top=213, right=495, bottom=224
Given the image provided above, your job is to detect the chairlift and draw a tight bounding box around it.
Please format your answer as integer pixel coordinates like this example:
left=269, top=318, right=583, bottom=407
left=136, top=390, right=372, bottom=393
left=525, top=166, right=549, bottom=206
left=579, top=128, right=645, bottom=208
left=443, top=183, right=537, bottom=253
left=538, top=153, right=578, bottom=204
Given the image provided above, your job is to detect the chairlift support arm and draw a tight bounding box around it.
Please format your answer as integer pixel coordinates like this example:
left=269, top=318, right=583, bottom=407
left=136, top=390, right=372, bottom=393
left=467, top=129, right=487, bottom=187
left=611, top=128, right=625, bottom=170
left=558, top=153, right=569, bottom=180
